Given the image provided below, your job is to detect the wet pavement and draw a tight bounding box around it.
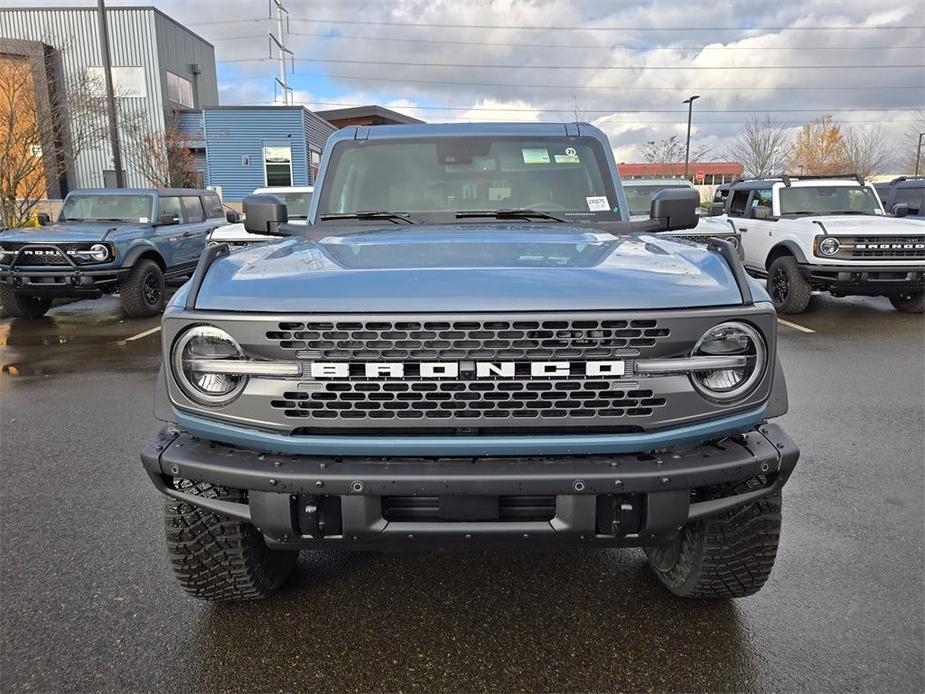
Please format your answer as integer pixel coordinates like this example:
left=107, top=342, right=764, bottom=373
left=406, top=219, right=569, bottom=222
left=0, top=294, right=922, bottom=692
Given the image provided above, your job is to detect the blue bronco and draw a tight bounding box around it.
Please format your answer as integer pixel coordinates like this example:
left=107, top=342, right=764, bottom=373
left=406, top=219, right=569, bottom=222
left=141, top=123, right=799, bottom=601
left=0, top=188, right=229, bottom=318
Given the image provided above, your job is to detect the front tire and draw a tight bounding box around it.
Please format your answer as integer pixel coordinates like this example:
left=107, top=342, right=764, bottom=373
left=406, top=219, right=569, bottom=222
left=0, top=286, right=52, bottom=318
left=889, top=291, right=924, bottom=314
left=644, top=489, right=782, bottom=599
left=119, top=259, right=165, bottom=318
left=767, top=256, right=812, bottom=314
left=164, top=479, right=298, bottom=601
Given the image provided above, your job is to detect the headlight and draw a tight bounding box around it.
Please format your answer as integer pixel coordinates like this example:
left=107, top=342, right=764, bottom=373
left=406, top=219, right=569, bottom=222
left=691, top=322, right=766, bottom=402
left=89, top=243, right=110, bottom=261
left=172, top=325, right=246, bottom=405
left=818, top=237, right=840, bottom=256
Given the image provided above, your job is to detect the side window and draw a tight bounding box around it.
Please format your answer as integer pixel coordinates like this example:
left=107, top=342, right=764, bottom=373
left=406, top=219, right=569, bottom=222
left=894, top=188, right=924, bottom=214
left=729, top=190, right=750, bottom=217
left=751, top=189, right=773, bottom=210
left=202, top=193, right=224, bottom=218
left=158, top=196, right=182, bottom=222
left=181, top=196, right=205, bottom=223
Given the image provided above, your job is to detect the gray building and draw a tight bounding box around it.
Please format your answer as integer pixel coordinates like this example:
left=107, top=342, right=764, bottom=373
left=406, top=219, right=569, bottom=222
left=0, top=6, right=218, bottom=192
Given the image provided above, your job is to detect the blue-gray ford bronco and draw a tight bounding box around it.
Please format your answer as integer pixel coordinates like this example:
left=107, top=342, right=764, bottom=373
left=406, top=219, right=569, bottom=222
left=141, top=123, right=799, bottom=601
left=0, top=188, right=229, bottom=318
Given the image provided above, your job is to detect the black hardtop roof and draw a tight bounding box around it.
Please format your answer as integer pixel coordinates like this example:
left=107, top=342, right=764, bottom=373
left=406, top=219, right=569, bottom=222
left=67, top=188, right=217, bottom=196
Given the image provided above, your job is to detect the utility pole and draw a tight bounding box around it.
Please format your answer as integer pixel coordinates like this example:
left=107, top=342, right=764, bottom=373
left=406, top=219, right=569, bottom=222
left=96, top=0, right=124, bottom=187
left=915, top=132, right=924, bottom=177
left=269, top=0, right=292, bottom=104
left=682, top=95, right=700, bottom=181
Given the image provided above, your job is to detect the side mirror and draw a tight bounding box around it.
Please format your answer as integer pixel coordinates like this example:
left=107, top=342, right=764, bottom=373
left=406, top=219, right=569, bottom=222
left=892, top=203, right=909, bottom=218
left=225, top=209, right=240, bottom=224
left=37, top=212, right=51, bottom=225
left=650, top=188, right=699, bottom=231
left=708, top=202, right=725, bottom=217
left=157, top=213, right=179, bottom=226
left=752, top=205, right=772, bottom=220
left=243, top=194, right=288, bottom=235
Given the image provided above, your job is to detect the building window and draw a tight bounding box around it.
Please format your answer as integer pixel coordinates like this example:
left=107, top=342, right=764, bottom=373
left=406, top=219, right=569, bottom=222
left=167, top=71, right=194, bottom=107
left=310, top=149, right=322, bottom=183
left=264, top=144, right=292, bottom=186
left=87, top=66, right=146, bottom=97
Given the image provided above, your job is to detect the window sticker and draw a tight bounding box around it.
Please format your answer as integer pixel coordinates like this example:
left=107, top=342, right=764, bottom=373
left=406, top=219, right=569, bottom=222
left=521, top=148, right=550, bottom=164
left=586, top=196, right=610, bottom=211
left=554, top=153, right=580, bottom=164
left=139, top=217, right=149, bottom=223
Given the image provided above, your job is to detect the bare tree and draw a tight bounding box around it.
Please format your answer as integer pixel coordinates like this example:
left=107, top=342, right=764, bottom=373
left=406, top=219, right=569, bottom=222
left=841, top=125, right=892, bottom=178
left=123, top=116, right=198, bottom=188
left=897, top=109, right=925, bottom=174
left=0, top=52, right=110, bottom=228
left=724, top=116, right=790, bottom=177
left=788, top=115, right=849, bottom=175
left=641, top=134, right=713, bottom=173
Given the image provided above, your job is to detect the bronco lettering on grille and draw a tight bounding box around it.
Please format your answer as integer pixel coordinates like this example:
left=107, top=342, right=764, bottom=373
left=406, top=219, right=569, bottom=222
left=308, top=360, right=626, bottom=379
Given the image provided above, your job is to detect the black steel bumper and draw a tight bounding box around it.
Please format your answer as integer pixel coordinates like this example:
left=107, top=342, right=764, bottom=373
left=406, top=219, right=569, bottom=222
left=799, top=263, right=924, bottom=295
left=0, top=267, right=128, bottom=297
left=141, top=424, right=799, bottom=550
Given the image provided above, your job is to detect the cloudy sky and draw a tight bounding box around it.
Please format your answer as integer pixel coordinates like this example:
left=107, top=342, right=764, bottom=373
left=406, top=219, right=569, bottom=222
left=9, top=0, right=925, bottom=163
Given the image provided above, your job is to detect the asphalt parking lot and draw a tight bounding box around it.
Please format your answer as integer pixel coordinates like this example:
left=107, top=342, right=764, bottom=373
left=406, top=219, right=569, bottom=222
left=0, top=294, right=922, bottom=693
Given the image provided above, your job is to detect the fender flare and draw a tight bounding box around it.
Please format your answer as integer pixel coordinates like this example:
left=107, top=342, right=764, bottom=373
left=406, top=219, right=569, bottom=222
left=765, top=356, right=789, bottom=419
left=120, top=243, right=165, bottom=270
left=766, top=240, right=808, bottom=266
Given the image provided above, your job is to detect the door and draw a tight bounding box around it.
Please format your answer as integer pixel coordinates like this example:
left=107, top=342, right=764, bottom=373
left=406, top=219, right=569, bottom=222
left=741, top=188, right=775, bottom=270
left=152, top=196, right=184, bottom=267
left=178, top=195, right=211, bottom=266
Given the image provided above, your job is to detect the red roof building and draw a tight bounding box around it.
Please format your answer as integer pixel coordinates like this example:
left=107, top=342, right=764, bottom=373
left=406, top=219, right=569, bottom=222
left=618, top=162, right=744, bottom=185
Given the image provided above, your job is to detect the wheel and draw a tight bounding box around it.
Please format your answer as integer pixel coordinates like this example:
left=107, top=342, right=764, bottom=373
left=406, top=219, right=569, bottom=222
left=767, top=255, right=812, bottom=314
left=644, top=489, right=782, bottom=599
left=889, top=291, right=924, bottom=313
left=164, top=479, right=298, bottom=601
left=0, top=286, right=52, bottom=318
left=119, top=259, right=165, bottom=318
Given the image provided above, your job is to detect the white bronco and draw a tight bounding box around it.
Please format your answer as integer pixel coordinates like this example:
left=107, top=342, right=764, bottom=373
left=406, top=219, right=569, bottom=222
left=701, top=175, right=925, bottom=313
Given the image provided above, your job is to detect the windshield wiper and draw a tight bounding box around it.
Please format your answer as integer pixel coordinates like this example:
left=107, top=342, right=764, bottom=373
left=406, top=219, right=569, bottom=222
left=456, top=208, right=570, bottom=223
left=319, top=211, right=417, bottom=224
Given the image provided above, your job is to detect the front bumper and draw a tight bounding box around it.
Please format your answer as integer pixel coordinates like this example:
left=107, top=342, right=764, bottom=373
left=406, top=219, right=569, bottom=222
left=798, top=263, right=924, bottom=295
left=0, top=267, right=128, bottom=297
left=141, top=423, right=799, bottom=549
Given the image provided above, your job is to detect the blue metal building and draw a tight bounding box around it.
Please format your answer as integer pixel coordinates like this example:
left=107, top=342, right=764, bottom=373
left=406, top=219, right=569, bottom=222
left=177, top=106, right=337, bottom=201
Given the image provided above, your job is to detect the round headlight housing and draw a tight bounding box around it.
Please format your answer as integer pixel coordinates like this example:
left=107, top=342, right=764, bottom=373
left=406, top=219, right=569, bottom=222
left=818, top=237, right=840, bottom=256
left=172, top=325, right=246, bottom=405
left=89, top=243, right=110, bottom=262
left=691, top=322, right=766, bottom=402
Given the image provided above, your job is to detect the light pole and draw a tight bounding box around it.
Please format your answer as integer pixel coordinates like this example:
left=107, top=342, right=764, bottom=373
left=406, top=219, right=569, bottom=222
left=96, top=0, right=124, bottom=188
left=915, top=133, right=924, bottom=177
left=683, top=95, right=700, bottom=181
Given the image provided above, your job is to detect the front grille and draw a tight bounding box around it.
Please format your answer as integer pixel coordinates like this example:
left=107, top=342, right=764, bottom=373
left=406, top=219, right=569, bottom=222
left=382, top=496, right=556, bottom=522
left=10, top=248, right=70, bottom=266
left=850, top=237, right=925, bottom=259
left=271, top=380, right=667, bottom=421
left=266, top=318, right=671, bottom=360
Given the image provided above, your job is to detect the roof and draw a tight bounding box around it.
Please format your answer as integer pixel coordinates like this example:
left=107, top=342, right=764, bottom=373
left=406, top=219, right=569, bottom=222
left=877, top=176, right=925, bottom=189
left=618, top=162, right=744, bottom=176
left=314, top=105, right=425, bottom=126
left=623, top=178, right=694, bottom=187
left=68, top=188, right=214, bottom=195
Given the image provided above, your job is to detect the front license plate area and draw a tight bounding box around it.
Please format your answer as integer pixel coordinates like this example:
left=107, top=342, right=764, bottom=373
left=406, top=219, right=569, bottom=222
left=439, top=495, right=499, bottom=521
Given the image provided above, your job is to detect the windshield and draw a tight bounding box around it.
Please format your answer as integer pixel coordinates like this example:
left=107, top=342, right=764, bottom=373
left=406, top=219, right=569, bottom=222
left=274, top=192, right=313, bottom=219
left=60, top=194, right=153, bottom=223
left=624, top=183, right=689, bottom=215
left=317, top=136, right=621, bottom=222
left=779, top=186, right=882, bottom=216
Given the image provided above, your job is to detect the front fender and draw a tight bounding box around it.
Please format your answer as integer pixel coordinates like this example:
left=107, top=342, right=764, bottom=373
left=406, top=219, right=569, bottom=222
left=768, top=240, right=808, bottom=265
left=120, top=241, right=164, bottom=269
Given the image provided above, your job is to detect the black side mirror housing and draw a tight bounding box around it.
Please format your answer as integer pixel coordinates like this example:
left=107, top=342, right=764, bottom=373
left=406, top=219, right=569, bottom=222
left=156, top=213, right=179, bottom=226
left=37, top=212, right=51, bottom=225
left=650, top=188, right=699, bottom=231
left=225, top=209, right=240, bottom=224
left=243, top=194, right=288, bottom=235
left=708, top=202, right=725, bottom=217
left=752, top=205, right=772, bottom=220
left=892, top=203, right=909, bottom=218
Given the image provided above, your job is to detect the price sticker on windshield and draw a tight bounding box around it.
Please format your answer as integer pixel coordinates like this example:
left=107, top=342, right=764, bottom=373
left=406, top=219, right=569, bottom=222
left=522, top=148, right=550, bottom=164
left=586, top=196, right=610, bottom=212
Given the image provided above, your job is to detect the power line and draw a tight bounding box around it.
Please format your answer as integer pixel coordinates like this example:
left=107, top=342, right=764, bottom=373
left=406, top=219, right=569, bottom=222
left=220, top=56, right=925, bottom=70
left=209, top=30, right=924, bottom=52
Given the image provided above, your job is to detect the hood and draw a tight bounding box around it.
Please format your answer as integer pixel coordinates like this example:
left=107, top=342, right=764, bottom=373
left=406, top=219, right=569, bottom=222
left=806, top=215, right=925, bottom=234
left=191, top=223, right=744, bottom=312
left=0, top=222, right=132, bottom=243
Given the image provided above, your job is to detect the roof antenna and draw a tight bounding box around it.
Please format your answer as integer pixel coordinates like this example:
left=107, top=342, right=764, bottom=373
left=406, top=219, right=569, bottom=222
left=268, top=0, right=293, bottom=105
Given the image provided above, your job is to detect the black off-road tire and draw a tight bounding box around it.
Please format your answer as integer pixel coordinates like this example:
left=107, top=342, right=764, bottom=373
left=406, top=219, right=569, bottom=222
left=644, top=489, right=782, bottom=599
left=164, top=479, right=298, bottom=601
left=119, top=259, right=165, bottom=318
left=767, top=255, right=812, bottom=314
left=0, top=286, right=52, bottom=318
left=889, top=291, right=924, bottom=314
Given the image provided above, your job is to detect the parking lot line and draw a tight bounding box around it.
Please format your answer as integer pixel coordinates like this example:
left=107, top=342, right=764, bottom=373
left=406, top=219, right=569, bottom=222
left=125, top=326, right=162, bottom=342
left=777, top=318, right=816, bottom=334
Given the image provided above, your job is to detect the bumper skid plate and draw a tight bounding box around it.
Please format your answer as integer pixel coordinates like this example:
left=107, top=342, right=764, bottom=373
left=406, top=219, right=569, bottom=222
left=141, top=424, right=798, bottom=549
